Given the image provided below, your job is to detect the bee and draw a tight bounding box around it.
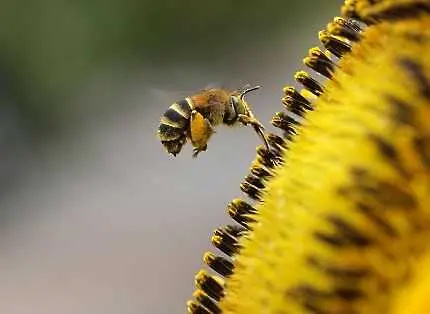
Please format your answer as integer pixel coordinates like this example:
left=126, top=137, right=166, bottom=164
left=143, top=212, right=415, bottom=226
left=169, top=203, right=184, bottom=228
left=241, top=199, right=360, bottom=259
left=157, top=85, right=269, bottom=157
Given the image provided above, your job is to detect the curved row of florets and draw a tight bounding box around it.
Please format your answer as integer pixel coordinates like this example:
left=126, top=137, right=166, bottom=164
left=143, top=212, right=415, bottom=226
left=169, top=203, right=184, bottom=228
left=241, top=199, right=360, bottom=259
left=186, top=16, right=364, bottom=314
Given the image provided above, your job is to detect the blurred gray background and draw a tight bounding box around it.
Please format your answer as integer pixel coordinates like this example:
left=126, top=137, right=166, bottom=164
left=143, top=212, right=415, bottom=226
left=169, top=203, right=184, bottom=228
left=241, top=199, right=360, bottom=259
left=0, top=1, right=340, bottom=313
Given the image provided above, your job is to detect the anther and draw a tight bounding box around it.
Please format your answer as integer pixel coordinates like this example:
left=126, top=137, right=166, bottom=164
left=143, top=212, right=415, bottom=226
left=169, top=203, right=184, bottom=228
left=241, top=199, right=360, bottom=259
left=203, top=252, right=234, bottom=277
left=195, top=270, right=225, bottom=301
left=319, top=30, right=352, bottom=58
left=294, top=71, right=324, bottom=96
left=243, top=173, right=265, bottom=189
left=250, top=161, right=273, bottom=180
left=193, top=290, right=222, bottom=314
left=227, top=199, right=257, bottom=229
left=187, top=300, right=212, bottom=314
left=267, top=132, right=287, bottom=150
left=271, top=112, right=297, bottom=140
left=212, top=227, right=241, bottom=257
left=327, top=17, right=362, bottom=42
left=304, top=47, right=337, bottom=79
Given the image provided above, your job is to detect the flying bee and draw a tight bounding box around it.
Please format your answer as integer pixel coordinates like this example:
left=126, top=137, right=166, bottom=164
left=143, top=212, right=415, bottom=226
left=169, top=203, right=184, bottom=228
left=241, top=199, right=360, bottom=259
left=157, top=85, right=269, bottom=157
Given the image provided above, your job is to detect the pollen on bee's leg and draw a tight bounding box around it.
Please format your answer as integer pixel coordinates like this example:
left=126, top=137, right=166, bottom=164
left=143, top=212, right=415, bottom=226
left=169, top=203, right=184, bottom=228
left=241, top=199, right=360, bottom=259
left=190, top=110, right=213, bottom=157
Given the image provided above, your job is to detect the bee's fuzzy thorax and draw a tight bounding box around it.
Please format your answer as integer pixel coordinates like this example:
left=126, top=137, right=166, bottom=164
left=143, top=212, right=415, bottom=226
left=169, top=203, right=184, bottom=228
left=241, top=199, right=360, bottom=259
left=187, top=1, right=430, bottom=314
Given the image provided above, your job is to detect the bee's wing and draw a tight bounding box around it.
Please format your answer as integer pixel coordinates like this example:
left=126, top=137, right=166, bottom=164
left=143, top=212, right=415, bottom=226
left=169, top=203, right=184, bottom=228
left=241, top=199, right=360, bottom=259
left=201, top=82, right=223, bottom=90
left=148, top=87, right=193, bottom=106
left=149, top=84, right=225, bottom=107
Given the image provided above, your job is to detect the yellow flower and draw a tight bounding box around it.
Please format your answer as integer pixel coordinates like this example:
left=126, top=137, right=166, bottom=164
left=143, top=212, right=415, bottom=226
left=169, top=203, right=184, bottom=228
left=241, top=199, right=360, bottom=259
left=391, top=249, right=430, bottom=314
left=188, top=1, right=430, bottom=313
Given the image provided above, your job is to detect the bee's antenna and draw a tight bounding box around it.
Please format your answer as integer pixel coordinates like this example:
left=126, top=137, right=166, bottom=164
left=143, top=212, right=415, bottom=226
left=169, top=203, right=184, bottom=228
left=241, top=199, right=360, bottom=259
left=240, top=85, right=261, bottom=101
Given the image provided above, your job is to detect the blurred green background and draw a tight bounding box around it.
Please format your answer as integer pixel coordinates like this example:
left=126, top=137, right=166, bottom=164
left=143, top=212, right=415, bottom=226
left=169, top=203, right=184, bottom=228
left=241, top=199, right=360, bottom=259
left=0, top=1, right=341, bottom=314
left=1, top=0, right=338, bottom=133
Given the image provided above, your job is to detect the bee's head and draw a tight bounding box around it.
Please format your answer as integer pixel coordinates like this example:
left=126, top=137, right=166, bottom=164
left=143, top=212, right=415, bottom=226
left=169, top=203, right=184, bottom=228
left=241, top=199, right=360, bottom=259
left=230, top=85, right=261, bottom=116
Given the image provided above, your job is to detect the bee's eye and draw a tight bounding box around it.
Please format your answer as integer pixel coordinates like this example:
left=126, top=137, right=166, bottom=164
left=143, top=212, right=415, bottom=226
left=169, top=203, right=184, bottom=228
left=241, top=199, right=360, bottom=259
left=230, top=96, right=239, bottom=108
left=230, top=98, right=235, bottom=108
left=230, top=95, right=246, bottom=116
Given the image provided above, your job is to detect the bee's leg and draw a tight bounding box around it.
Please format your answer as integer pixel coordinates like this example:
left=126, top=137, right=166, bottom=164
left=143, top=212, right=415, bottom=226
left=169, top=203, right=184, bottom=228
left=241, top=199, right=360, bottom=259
left=237, top=114, right=270, bottom=150
left=237, top=114, right=264, bottom=129
left=192, top=144, right=208, bottom=158
left=190, top=110, right=214, bottom=158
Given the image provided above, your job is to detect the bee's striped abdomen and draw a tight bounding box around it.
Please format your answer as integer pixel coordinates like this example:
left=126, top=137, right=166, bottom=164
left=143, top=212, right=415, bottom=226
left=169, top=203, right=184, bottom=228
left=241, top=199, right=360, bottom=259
left=158, top=98, right=192, bottom=156
left=172, top=98, right=192, bottom=119
left=161, top=137, right=187, bottom=156
left=158, top=123, right=183, bottom=141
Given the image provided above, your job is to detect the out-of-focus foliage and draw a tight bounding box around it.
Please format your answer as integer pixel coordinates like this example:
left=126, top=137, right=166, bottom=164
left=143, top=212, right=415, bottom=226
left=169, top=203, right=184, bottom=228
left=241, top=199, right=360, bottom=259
left=0, top=0, right=339, bottom=132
